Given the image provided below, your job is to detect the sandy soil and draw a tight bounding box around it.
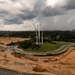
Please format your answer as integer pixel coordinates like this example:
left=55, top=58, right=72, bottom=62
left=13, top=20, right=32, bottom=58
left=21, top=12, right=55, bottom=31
left=0, top=37, right=29, bottom=45
left=0, top=44, right=75, bottom=75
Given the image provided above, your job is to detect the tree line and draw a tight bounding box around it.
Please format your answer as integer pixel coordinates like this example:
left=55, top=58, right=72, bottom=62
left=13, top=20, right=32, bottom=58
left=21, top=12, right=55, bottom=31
left=0, top=30, right=75, bottom=42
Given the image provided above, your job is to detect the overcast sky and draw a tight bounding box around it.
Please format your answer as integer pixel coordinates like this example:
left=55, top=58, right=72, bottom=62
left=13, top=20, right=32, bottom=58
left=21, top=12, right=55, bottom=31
left=0, top=0, right=75, bottom=31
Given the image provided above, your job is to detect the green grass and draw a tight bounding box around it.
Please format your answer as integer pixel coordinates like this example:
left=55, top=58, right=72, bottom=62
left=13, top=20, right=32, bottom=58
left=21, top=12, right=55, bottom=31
left=23, top=42, right=66, bottom=52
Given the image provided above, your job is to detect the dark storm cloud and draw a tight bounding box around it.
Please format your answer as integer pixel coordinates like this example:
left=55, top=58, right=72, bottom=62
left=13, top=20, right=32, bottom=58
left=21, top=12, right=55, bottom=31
left=0, top=11, right=9, bottom=17
left=0, top=0, right=75, bottom=25
left=18, top=10, right=36, bottom=20
left=4, top=17, right=23, bottom=25
left=63, top=0, right=75, bottom=9
left=42, top=7, right=65, bottom=17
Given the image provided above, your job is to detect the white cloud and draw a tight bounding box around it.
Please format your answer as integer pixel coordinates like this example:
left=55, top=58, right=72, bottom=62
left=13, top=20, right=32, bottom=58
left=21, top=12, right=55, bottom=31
left=52, top=16, right=60, bottom=23
left=67, top=15, right=75, bottom=25
left=0, top=0, right=75, bottom=30
left=0, top=20, right=34, bottom=31
left=45, top=0, right=67, bottom=8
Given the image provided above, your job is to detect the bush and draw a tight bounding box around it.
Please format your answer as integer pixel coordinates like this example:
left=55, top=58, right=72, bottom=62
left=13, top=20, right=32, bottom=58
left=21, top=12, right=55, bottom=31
left=18, top=40, right=41, bottom=50
left=7, top=42, right=18, bottom=46
left=18, top=40, right=33, bottom=49
left=31, top=44, right=41, bottom=50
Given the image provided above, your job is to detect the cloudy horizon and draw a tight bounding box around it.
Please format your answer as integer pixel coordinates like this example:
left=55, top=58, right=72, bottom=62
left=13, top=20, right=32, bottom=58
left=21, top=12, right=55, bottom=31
left=0, top=0, right=75, bottom=31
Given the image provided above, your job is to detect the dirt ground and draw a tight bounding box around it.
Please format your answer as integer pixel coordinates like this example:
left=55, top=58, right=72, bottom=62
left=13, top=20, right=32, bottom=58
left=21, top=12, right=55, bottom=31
left=0, top=44, right=75, bottom=75
left=0, top=37, right=29, bottom=45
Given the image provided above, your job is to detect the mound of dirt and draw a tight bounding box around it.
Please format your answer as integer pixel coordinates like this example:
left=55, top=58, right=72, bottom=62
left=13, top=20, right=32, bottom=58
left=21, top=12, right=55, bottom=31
left=33, top=65, right=47, bottom=72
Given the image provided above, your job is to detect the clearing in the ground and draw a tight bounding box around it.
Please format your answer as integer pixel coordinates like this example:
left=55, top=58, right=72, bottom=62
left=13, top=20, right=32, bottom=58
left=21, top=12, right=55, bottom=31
left=0, top=37, right=30, bottom=45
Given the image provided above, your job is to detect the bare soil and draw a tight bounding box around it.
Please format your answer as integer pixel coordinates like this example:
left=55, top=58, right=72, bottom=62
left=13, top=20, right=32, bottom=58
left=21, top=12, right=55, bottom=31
left=0, top=37, right=29, bottom=45
left=0, top=39, right=75, bottom=75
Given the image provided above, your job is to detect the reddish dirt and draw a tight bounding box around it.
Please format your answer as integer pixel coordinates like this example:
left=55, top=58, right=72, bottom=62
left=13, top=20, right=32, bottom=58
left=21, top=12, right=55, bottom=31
left=0, top=37, right=30, bottom=45
left=0, top=43, right=75, bottom=75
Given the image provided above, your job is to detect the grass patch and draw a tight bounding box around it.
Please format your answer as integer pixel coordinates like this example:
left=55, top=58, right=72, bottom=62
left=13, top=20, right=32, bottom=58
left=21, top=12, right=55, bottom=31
left=21, top=42, right=65, bottom=52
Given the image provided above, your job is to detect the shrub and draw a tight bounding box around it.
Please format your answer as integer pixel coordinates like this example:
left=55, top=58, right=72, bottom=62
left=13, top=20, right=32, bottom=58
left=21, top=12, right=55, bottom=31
left=18, top=40, right=32, bottom=49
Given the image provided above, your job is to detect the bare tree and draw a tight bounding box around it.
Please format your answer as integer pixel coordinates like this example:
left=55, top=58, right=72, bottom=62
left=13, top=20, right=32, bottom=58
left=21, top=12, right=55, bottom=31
left=32, top=18, right=45, bottom=45
left=41, top=26, right=45, bottom=44
left=32, top=20, right=39, bottom=45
